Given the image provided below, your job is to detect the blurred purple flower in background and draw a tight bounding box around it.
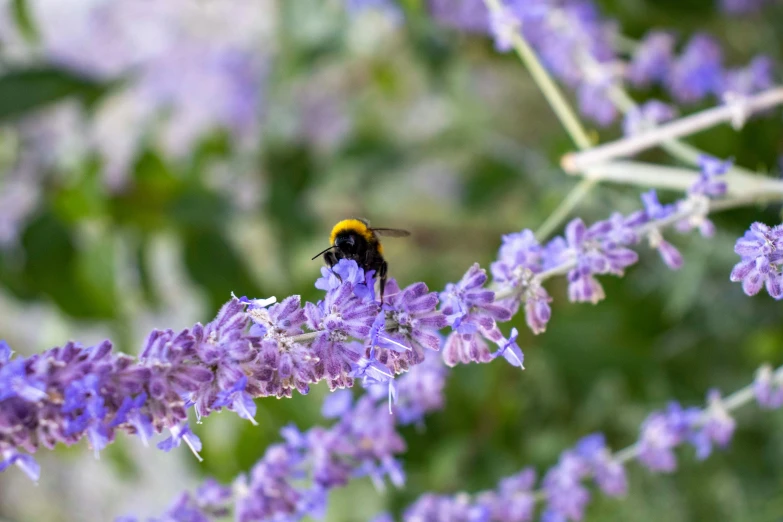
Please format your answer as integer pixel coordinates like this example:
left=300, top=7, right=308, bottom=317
left=4, top=0, right=270, bottom=185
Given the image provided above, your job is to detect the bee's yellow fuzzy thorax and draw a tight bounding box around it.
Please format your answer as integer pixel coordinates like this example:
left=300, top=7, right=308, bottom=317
left=329, top=219, right=374, bottom=245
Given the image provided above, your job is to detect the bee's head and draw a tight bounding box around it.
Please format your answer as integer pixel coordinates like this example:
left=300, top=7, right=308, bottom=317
left=335, top=233, right=358, bottom=254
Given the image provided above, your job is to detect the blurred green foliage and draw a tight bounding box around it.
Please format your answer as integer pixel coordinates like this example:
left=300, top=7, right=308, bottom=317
left=1, top=0, right=783, bottom=521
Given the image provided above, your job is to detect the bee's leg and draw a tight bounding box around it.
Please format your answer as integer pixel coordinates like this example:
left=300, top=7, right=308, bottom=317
left=324, top=251, right=342, bottom=282
left=379, top=260, right=388, bottom=304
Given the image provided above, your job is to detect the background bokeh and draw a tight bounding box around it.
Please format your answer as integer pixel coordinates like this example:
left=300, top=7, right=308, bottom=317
left=0, top=0, right=782, bottom=520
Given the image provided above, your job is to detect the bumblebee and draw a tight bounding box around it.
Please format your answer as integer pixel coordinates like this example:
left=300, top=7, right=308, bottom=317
left=311, top=218, right=410, bottom=302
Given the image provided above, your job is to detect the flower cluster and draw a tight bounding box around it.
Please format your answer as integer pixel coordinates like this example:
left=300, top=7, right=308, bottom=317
left=0, top=259, right=449, bottom=480
left=124, top=349, right=451, bottom=521
left=730, top=221, right=783, bottom=298
left=481, top=154, right=733, bottom=336
left=427, top=0, right=775, bottom=128
left=137, top=360, right=781, bottom=522
left=360, top=365, right=776, bottom=522
left=6, top=0, right=268, bottom=175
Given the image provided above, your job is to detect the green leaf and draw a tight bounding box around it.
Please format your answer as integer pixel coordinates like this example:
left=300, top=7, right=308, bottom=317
left=0, top=66, right=113, bottom=121
left=11, top=0, right=39, bottom=43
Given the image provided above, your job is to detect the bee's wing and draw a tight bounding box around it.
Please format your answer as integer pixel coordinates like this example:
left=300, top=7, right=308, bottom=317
left=370, top=227, right=411, bottom=238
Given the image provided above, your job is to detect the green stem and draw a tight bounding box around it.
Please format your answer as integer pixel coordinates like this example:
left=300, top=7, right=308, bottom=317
left=482, top=0, right=592, bottom=151
left=535, top=178, right=597, bottom=240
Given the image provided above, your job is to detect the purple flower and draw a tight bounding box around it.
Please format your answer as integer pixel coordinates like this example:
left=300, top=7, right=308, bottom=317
left=754, top=364, right=783, bottom=409
left=389, top=352, right=448, bottom=426
left=523, top=281, right=552, bottom=335
left=196, top=478, right=233, bottom=515
left=211, top=376, right=258, bottom=425
left=720, top=0, right=771, bottom=13
left=628, top=31, right=675, bottom=87
left=0, top=449, right=40, bottom=482
left=404, top=493, right=491, bottom=522
left=350, top=347, right=397, bottom=413
left=0, top=358, right=47, bottom=402
left=441, top=264, right=512, bottom=366
left=577, top=81, right=617, bottom=126
left=305, top=283, right=379, bottom=390
left=563, top=217, right=638, bottom=304
left=110, top=393, right=153, bottom=446
left=490, top=229, right=552, bottom=334
left=0, top=340, right=11, bottom=364
left=641, top=190, right=676, bottom=220
left=491, top=229, right=543, bottom=285
left=492, top=328, right=524, bottom=368
left=567, top=218, right=639, bottom=276
left=730, top=222, right=783, bottom=298
left=157, top=422, right=203, bottom=461
left=429, top=0, right=489, bottom=33
left=488, top=4, right=520, bottom=53
left=62, top=374, right=111, bottom=457
left=666, top=34, right=724, bottom=104
left=315, top=259, right=376, bottom=303
left=690, top=390, right=735, bottom=460
left=575, top=434, right=627, bottom=497
left=690, top=155, right=730, bottom=197
left=234, top=442, right=304, bottom=521
left=476, top=468, right=536, bottom=522
left=152, top=492, right=211, bottom=522
left=372, top=279, right=446, bottom=374
left=542, top=450, right=591, bottom=521
left=719, top=56, right=774, bottom=97
left=623, top=100, right=677, bottom=136
left=321, top=389, right=354, bottom=419
left=637, top=402, right=700, bottom=472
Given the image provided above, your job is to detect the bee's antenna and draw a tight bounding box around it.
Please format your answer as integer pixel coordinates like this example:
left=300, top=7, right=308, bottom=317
left=311, top=245, right=337, bottom=260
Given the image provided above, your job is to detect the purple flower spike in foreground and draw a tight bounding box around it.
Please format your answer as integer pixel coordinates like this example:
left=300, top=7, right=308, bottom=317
left=305, top=281, right=379, bottom=390
left=441, top=264, right=513, bottom=366
left=315, top=259, right=377, bottom=303
left=373, top=279, right=447, bottom=373
left=562, top=217, right=639, bottom=304
left=0, top=448, right=40, bottom=482
left=730, top=222, right=783, bottom=298
left=490, top=229, right=553, bottom=335
left=157, top=422, right=203, bottom=461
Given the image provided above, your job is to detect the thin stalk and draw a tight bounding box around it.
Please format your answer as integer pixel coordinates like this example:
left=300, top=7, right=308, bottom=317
left=563, top=87, right=783, bottom=173
left=535, top=179, right=597, bottom=240
left=482, top=0, right=592, bottom=151
left=603, top=83, right=762, bottom=178
left=482, top=0, right=600, bottom=238
left=578, top=161, right=783, bottom=197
